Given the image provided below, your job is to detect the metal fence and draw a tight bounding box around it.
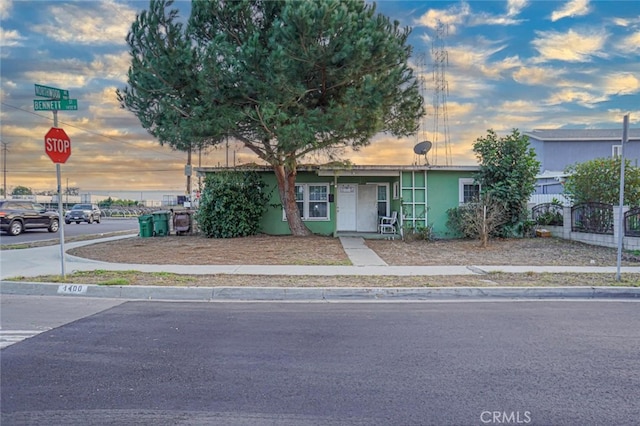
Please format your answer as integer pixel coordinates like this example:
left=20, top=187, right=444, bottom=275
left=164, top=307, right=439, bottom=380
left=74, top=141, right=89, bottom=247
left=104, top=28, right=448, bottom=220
left=625, top=207, right=640, bottom=237
left=571, top=203, right=614, bottom=235
left=532, top=203, right=564, bottom=226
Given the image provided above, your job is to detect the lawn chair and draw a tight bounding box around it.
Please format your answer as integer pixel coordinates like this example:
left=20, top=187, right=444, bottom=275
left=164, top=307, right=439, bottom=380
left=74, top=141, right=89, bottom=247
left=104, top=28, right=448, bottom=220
left=379, top=211, right=398, bottom=234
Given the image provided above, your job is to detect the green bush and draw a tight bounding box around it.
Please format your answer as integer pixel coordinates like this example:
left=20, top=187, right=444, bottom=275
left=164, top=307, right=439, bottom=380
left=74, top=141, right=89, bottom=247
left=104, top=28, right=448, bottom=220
left=196, top=171, right=268, bottom=238
left=403, top=223, right=435, bottom=241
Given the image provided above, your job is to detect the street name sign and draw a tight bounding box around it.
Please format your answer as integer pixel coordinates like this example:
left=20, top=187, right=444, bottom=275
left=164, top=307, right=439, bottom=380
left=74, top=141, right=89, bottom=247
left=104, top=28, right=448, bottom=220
left=35, top=84, right=69, bottom=100
left=34, top=99, right=78, bottom=111
left=44, top=127, right=71, bottom=163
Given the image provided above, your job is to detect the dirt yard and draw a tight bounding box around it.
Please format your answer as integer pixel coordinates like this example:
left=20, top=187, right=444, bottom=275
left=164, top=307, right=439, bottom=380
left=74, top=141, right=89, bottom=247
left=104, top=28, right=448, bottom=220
left=9, top=234, right=637, bottom=287
left=67, top=234, right=636, bottom=267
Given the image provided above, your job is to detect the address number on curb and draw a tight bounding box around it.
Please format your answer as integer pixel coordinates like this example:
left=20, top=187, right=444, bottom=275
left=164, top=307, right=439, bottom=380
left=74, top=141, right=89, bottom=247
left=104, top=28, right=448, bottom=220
left=57, top=284, right=88, bottom=295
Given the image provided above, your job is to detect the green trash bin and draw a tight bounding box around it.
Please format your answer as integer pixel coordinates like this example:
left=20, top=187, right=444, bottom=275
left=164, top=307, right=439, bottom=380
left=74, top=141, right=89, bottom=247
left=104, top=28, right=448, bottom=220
left=138, top=214, right=153, bottom=238
left=151, top=210, right=171, bottom=236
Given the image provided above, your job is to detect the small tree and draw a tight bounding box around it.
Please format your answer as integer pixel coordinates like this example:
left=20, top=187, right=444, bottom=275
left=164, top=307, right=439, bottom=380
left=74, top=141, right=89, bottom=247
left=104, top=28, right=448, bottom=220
left=564, top=157, right=640, bottom=207
left=447, top=194, right=507, bottom=247
left=196, top=171, right=268, bottom=238
left=11, top=186, right=32, bottom=196
left=473, top=129, right=540, bottom=237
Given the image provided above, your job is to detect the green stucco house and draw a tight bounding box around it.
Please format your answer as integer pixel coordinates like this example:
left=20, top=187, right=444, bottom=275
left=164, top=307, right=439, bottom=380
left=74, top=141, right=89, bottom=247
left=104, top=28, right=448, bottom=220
left=196, top=165, right=479, bottom=239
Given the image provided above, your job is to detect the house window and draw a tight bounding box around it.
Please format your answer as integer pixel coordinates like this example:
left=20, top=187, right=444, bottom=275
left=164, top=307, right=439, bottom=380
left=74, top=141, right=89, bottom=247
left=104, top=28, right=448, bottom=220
left=459, top=178, right=480, bottom=204
left=377, top=184, right=389, bottom=217
left=284, top=184, right=330, bottom=220
left=612, top=145, right=622, bottom=158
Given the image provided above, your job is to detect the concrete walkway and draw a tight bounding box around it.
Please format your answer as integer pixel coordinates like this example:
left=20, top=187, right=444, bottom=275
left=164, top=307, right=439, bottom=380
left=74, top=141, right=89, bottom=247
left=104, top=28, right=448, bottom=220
left=1, top=234, right=639, bottom=301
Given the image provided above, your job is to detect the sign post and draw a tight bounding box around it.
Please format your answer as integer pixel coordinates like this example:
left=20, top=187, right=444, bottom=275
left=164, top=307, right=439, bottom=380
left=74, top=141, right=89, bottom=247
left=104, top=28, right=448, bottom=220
left=35, top=84, right=77, bottom=278
left=616, top=114, right=630, bottom=282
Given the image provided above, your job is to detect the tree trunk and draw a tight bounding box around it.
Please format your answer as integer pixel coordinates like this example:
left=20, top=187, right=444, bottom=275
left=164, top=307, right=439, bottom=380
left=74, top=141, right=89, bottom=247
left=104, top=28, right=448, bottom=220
left=273, top=164, right=312, bottom=237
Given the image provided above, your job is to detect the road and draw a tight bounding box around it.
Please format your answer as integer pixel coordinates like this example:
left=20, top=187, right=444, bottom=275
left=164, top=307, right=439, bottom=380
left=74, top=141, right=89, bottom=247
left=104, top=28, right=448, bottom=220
left=2, top=298, right=639, bottom=425
left=0, top=218, right=138, bottom=245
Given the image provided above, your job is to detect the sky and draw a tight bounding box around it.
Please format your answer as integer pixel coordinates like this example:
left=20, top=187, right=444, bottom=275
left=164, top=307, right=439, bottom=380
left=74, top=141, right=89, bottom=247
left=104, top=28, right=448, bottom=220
left=1, top=0, right=639, bottom=195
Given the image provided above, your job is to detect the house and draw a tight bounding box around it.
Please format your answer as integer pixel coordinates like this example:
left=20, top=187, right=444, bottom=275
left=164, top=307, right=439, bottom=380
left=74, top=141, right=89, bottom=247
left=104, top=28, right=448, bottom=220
left=524, top=128, right=640, bottom=197
left=196, top=165, right=479, bottom=238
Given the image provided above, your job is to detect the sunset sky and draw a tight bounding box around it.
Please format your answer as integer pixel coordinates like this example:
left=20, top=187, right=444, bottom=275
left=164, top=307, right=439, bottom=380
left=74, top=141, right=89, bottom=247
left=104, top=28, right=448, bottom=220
left=1, top=0, right=638, bottom=195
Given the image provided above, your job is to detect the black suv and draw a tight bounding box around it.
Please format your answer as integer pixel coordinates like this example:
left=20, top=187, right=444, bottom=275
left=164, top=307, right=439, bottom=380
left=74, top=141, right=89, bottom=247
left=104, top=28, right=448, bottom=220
left=0, top=200, right=60, bottom=236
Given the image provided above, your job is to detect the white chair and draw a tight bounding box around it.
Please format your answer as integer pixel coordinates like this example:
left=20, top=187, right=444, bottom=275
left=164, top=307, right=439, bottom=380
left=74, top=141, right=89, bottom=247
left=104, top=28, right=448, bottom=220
left=379, top=211, right=398, bottom=234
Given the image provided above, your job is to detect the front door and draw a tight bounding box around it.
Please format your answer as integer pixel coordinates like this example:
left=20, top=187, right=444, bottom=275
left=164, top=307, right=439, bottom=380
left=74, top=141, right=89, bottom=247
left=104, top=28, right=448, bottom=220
left=356, top=184, right=378, bottom=232
left=337, top=184, right=357, bottom=231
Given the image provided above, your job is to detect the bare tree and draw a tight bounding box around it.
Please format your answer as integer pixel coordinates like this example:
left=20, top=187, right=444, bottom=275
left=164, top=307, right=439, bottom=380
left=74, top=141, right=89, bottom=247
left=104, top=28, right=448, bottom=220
left=458, top=194, right=508, bottom=248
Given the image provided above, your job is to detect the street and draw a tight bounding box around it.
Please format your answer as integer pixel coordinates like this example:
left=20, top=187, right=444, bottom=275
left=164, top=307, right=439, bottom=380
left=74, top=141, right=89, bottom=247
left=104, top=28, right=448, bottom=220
left=0, top=218, right=137, bottom=245
left=1, top=298, right=639, bottom=425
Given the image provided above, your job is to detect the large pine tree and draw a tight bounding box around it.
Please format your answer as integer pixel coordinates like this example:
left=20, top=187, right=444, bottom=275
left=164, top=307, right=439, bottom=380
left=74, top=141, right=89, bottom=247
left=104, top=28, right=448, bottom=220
left=118, top=0, right=423, bottom=235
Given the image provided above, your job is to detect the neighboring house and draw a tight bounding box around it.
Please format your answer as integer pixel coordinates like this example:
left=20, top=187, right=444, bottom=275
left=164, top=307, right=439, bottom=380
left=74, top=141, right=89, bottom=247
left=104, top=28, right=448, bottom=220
left=196, top=165, right=479, bottom=238
left=524, top=128, right=640, bottom=197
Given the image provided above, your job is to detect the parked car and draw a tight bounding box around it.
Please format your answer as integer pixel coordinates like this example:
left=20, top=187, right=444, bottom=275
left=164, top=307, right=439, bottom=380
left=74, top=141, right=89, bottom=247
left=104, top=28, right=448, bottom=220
left=0, top=200, right=60, bottom=236
left=65, top=203, right=102, bottom=224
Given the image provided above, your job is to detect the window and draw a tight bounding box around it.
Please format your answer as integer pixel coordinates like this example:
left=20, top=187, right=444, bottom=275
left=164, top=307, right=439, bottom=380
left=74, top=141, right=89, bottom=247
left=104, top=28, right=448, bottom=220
left=612, top=144, right=622, bottom=158
left=459, top=178, right=480, bottom=204
left=377, top=184, right=389, bottom=217
left=283, top=184, right=330, bottom=220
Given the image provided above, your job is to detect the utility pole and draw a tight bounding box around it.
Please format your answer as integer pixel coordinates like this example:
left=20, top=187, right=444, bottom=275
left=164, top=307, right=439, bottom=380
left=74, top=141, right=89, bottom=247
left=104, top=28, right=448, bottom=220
left=616, top=114, right=630, bottom=282
left=1, top=141, right=7, bottom=197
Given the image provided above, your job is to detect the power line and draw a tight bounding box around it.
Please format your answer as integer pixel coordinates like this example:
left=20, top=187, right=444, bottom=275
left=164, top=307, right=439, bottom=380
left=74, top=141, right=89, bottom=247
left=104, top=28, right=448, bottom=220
left=0, top=102, right=185, bottom=161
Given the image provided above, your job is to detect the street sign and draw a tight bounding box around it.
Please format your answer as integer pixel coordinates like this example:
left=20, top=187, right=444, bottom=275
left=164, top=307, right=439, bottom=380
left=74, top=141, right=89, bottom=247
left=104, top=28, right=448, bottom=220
left=44, top=127, right=71, bottom=164
left=35, top=84, right=69, bottom=100
left=34, top=99, right=78, bottom=111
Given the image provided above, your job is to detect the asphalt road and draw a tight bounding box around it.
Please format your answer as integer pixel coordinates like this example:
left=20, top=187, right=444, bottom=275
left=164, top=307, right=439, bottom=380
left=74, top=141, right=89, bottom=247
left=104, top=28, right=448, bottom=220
left=0, top=218, right=138, bottom=245
left=1, top=299, right=639, bottom=425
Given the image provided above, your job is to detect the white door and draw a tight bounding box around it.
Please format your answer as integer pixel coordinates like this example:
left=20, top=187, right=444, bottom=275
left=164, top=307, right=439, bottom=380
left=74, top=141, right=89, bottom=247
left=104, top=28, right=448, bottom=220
left=356, top=184, right=378, bottom=232
left=337, top=184, right=357, bottom=231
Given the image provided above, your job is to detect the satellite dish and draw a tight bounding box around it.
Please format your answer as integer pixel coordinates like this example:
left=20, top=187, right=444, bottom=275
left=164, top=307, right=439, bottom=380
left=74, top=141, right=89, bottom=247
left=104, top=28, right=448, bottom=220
left=413, top=140, right=432, bottom=155
left=413, top=141, right=432, bottom=165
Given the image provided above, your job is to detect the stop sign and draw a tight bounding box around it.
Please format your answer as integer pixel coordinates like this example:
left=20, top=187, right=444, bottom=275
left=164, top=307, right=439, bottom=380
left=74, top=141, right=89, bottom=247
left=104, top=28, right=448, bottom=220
left=44, top=127, right=71, bottom=163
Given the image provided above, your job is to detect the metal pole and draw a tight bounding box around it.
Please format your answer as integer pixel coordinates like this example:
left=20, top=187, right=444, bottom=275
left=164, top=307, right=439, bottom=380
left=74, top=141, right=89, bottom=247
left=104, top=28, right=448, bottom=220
left=616, top=114, right=629, bottom=282
left=2, top=141, right=7, bottom=197
left=53, top=110, right=66, bottom=278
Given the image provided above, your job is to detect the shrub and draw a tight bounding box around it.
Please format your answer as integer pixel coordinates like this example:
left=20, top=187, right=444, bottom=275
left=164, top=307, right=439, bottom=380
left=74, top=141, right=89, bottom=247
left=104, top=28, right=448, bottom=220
left=196, top=171, right=268, bottom=238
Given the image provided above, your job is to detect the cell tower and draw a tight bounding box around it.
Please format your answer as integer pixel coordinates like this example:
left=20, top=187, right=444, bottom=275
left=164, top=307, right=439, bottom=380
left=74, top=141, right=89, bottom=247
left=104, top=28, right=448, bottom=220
left=413, top=51, right=431, bottom=166
left=431, top=20, right=452, bottom=166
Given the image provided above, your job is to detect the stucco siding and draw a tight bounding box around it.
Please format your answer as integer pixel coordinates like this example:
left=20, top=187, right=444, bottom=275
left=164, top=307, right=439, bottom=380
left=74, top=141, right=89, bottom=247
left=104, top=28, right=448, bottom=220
left=425, top=171, right=475, bottom=238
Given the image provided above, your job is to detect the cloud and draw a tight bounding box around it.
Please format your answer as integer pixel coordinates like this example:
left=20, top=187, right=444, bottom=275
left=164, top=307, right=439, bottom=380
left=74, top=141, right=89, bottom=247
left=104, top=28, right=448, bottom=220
left=0, top=0, right=12, bottom=20
left=0, top=27, right=25, bottom=48
left=507, top=0, right=529, bottom=17
left=31, top=0, right=136, bottom=45
left=602, top=72, right=640, bottom=96
left=546, top=88, right=607, bottom=107
left=550, top=0, right=591, bottom=22
left=619, top=31, right=640, bottom=53
left=512, top=66, right=564, bottom=85
left=532, top=28, right=608, bottom=62
left=416, top=2, right=470, bottom=34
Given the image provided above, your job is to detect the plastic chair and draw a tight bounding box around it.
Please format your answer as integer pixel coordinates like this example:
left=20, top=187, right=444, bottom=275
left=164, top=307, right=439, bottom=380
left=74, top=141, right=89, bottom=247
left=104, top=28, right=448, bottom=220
left=379, top=211, right=398, bottom=234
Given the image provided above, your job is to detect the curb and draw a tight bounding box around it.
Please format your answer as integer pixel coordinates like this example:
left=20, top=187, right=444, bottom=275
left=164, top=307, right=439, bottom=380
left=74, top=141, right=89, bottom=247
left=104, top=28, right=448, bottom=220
left=2, top=281, right=639, bottom=301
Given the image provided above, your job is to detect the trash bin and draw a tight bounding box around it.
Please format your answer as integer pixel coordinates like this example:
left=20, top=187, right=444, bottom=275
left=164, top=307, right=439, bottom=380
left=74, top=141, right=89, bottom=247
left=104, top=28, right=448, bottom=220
left=173, top=210, right=192, bottom=235
left=138, top=214, right=153, bottom=238
left=151, top=210, right=171, bottom=236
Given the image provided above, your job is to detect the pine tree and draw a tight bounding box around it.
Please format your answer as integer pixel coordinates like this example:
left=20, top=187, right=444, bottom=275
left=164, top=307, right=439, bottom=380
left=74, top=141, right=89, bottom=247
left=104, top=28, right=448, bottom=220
left=117, top=0, right=423, bottom=236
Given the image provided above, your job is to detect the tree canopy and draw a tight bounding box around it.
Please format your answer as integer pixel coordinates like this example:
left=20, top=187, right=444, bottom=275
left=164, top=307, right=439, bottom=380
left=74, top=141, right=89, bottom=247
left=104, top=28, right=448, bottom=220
left=563, top=157, right=640, bottom=207
left=117, top=0, right=424, bottom=235
left=473, top=129, right=540, bottom=236
left=11, top=185, right=33, bottom=196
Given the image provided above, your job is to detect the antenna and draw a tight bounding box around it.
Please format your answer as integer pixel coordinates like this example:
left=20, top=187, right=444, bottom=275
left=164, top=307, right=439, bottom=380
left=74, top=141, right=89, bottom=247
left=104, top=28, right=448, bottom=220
left=432, top=20, right=452, bottom=166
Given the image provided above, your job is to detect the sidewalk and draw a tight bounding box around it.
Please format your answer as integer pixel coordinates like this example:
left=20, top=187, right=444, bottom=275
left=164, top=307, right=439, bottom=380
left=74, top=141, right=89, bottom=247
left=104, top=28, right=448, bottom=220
left=1, top=234, right=639, bottom=301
